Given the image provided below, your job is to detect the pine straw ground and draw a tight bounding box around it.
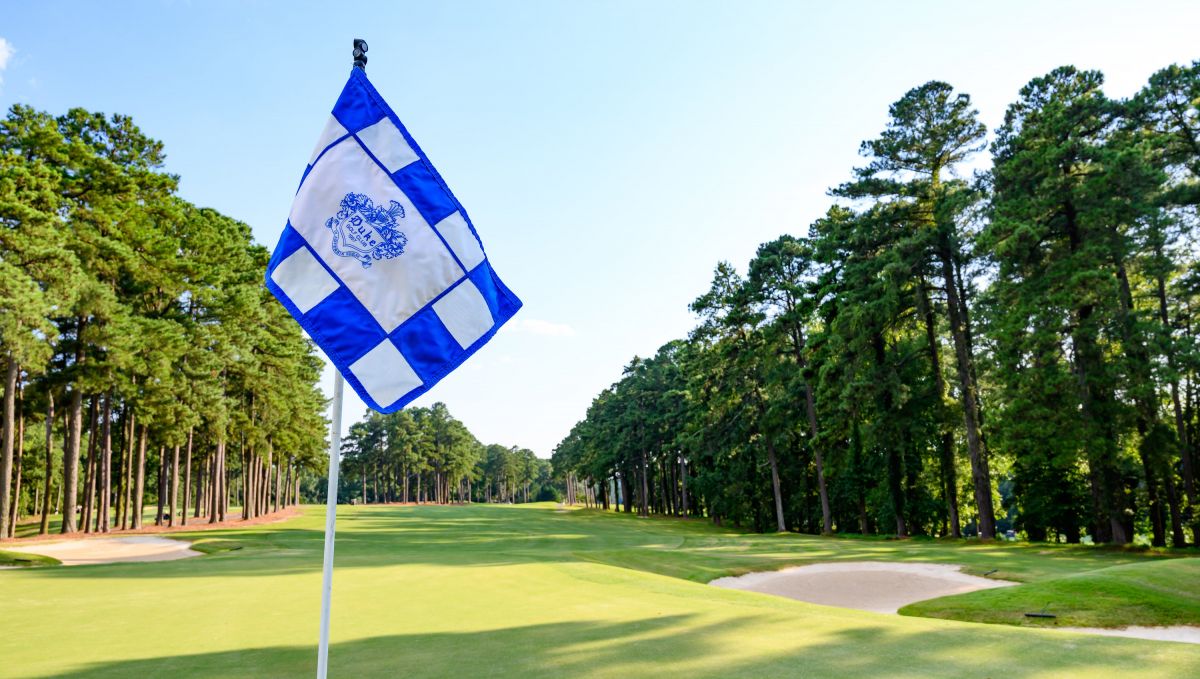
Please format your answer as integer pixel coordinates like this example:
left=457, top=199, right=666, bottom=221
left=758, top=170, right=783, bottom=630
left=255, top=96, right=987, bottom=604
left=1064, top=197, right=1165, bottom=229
left=1, top=503, right=1198, bottom=678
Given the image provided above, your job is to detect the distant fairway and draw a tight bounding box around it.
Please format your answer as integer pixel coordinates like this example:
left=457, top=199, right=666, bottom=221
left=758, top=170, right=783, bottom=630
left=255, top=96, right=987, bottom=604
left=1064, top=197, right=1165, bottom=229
left=2, top=504, right=1199, bottom=678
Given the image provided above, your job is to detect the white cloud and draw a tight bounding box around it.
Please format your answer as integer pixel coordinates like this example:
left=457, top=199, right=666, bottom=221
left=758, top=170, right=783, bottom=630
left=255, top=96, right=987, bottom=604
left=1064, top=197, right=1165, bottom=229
left=0, top=38, right=13, bottom=87
left=509, top=318, right=576, bottom=337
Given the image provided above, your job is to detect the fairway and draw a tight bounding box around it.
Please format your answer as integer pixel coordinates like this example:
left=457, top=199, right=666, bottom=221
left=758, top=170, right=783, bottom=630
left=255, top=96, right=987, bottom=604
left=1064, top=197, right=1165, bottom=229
left=2, top=504, right=1198, bottom=678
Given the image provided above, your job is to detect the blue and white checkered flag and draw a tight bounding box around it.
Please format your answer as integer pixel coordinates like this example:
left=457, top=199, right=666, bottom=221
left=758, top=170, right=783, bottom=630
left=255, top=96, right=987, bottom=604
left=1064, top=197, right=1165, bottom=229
left=266, top=68, right=522, bottom=413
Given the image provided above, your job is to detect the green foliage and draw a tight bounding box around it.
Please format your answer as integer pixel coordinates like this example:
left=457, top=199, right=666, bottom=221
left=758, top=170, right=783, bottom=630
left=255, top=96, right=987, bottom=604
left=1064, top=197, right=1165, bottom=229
left=0, top=104, right=328, bottom=537
left=341, top=402, right=547, bottom=505
left=557, top=63, right=1200, bottom=547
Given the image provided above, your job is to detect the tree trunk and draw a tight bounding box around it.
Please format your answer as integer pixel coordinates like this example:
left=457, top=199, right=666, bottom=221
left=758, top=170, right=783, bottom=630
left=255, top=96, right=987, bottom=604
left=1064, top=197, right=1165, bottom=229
left=99, top=393, right=112, bottom=533
left=939, top=251, right=994, bottom=539
left=639, top=451, right=650, bottom=517
left=1163, top=464, right=1187, bottom=547
left=182, top=429, right=193, bottom=526
left=169, top=444, right=180, bottom=527
left=265, top=439, right=274, bottom=514
left=210, top=443, right=221, bottom=523
left=274, top=452, right=282, bottom=514
left=872, top=332, right=907, bottom=538
left=39, top=392, right=54, bottom=535
left=154, top=446, right=165, bottom=526
left=82, top=398, right=98, bottom=533
left=242, top=444, right=252, bottom=520
left=132, top=425, right=147, bottom=530
left=621, top=468, right=633, bottom=513
left=194, top=449, right=206, bottom=519
left=8, top=381, right=25, bottom=537
left=0, top=358, right=18, bottom=539
left=1065, top=203, right=1126, bottom=544
left=219, top=439, right=228, bottom=521
left=766, top=436, right=786, bottom=532
left=60, top=385, right=84, bottom=534
left=121, top=409, right=135, bottom=529
left=1112, top=259, right=1173, bottom=546
left=679, top=460, right=687, bottom=517
left=791, top=326, right=832, bottom=534
left=1155, top=265, right=1197, bottom=543
left=916, top=278, right=961, bottom=538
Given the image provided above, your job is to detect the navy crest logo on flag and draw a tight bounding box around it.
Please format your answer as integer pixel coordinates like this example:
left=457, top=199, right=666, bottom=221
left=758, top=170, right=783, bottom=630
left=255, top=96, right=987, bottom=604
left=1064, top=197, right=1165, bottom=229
left=325, top=192, right=408, bottom=268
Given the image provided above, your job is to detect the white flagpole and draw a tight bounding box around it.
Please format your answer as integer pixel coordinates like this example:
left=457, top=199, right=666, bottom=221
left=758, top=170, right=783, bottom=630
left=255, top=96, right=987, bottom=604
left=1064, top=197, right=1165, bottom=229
left=317, top=371, right=344, bottom=679
left=316, top=40, right=367, bottom=679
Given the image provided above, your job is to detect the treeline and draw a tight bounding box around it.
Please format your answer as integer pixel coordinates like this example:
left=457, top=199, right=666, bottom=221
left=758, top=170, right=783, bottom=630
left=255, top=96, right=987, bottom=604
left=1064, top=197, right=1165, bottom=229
left=553, top=63, right=1200, bottom=546
left=340, top=403, right=555, bottom=505
left=0, top=105, right=329, bottom=539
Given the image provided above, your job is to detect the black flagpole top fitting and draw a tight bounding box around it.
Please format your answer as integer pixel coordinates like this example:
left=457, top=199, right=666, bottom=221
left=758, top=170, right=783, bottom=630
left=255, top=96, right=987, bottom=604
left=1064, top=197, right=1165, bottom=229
left=353, top=39, right=368, bottom=70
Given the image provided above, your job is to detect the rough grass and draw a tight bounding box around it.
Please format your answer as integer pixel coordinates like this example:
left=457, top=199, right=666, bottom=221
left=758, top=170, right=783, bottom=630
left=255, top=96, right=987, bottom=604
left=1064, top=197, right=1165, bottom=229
left=1, top=503, right=1198, bottom=678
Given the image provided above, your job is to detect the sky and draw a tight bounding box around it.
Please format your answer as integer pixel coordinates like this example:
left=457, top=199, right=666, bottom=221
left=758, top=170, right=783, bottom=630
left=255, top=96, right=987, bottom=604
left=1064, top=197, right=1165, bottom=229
left=2, top=1, right=1198, bottom=457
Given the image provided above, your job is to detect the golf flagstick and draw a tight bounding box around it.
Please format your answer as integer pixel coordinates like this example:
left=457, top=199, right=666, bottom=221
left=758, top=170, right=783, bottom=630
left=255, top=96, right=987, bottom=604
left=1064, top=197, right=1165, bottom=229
left=317, top=370, right=343, bottom=679
left=263, top=35, right=521, bottom=678
left=316, top=40, right=365, bottom=679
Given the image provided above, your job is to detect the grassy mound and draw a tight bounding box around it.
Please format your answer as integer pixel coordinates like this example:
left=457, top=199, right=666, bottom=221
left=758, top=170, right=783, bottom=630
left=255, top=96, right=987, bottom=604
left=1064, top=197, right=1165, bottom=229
left=902, top=557, right=1200, bottom=628
left=0, top=548, right=60, bottom=567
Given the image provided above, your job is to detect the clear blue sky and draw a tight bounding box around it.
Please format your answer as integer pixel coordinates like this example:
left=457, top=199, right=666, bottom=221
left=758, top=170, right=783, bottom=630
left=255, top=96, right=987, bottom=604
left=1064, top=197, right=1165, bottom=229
left=2, top=1, right=1198, bottom=456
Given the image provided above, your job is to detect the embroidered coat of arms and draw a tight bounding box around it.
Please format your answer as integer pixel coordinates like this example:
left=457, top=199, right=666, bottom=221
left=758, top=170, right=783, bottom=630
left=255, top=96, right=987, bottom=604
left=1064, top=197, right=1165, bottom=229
left=325, top=192, right=408, bottom=268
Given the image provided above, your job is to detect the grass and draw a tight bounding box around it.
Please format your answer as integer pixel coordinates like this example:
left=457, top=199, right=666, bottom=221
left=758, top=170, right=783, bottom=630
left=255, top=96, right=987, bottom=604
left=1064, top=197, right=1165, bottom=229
left=903, top=558, right=1200, bottom=628
left=0, top=548, right=59, bottom=567
left=0, top=503, right=1198, bottom=678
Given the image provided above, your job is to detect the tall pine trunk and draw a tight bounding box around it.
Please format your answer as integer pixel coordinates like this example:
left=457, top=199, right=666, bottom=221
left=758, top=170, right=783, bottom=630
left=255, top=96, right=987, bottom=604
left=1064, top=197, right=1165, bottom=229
left=121, top=409, right=135, bottom=529
left=939, top=251, right=994, bottom=539
left=60, top=386, right=84, bottom=534
left=154, top=446, right=165, bottom=525
left=169, top=444, right=180, bottom=526
left=0, top=358, right=17, bottom=539
left=218, top=439, right=228, bottom=522
left=873, top=332, right=907, bottom=537
left=1064, top=203, right=1126, bottom=544
left=679, top=460, right=687, bottom=516
left=917, top=279, right=962, bottom=538
left=790, top=326, right=832, bottom=534
left=132, top=425, right=147, bottom=530
left=99, top=394, right=112, bottom=533
left=81, top=398, right=97, bottom=533
left=181, top=429, right=193, bottom=526
left=39, top=392, right=53, bottom=535
left=1155, top=265, right=1197, bottom=544
left=639, top=450, right=650, bottom=517
left=760, top=423, right=786, bottom=532
left=7, top=382, right=25, bottom=537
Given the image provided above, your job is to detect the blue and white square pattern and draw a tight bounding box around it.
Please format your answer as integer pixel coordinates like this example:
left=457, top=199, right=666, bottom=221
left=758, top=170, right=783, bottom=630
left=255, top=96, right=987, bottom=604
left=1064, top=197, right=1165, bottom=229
left=266, top=68, right=522, bottom=413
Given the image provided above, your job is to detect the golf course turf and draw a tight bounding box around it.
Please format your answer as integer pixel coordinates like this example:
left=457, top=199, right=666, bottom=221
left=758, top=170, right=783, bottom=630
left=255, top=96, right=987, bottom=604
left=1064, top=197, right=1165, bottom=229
left=2, top=503, right=1198, bottom=678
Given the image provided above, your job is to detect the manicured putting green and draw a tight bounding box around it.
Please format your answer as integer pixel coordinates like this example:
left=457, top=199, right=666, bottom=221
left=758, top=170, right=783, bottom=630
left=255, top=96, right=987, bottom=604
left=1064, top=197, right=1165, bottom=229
left=1, top=503, right=1198, bottom=678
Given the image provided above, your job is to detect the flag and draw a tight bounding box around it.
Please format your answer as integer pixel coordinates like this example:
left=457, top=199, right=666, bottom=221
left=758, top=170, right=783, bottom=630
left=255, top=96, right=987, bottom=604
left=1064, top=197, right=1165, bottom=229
left=266, top=68, right=522, bottom=413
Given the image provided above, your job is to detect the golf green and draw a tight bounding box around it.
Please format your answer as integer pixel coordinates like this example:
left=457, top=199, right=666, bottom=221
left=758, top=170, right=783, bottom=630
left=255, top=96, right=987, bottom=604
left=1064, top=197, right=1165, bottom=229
left=2, top=503, right=1198, bottom=678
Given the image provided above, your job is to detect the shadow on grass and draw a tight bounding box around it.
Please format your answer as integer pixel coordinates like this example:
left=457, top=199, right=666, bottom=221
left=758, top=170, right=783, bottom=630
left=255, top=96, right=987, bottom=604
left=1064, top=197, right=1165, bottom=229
left=39, top=614, right=1198, bottom=678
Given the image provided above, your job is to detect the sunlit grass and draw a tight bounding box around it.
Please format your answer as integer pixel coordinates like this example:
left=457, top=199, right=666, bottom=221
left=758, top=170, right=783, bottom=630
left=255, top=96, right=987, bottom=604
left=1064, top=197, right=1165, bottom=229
left=1, top=503, right=1197, bottom=678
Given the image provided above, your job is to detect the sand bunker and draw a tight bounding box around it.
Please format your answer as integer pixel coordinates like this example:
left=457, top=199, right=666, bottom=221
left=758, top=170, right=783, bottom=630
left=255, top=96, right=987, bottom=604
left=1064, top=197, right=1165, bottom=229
left=2, top=536, right=201, bottom=566
left=710, top=562, right=1200, bottom=644
left=709, top=561, right=1015, bottom=614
